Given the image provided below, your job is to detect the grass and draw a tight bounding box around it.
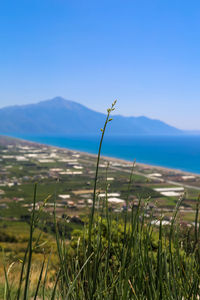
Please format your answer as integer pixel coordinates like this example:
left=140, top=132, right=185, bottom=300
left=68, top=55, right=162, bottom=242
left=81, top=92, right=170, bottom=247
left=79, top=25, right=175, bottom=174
left=1, top=101, right=200, bottom=299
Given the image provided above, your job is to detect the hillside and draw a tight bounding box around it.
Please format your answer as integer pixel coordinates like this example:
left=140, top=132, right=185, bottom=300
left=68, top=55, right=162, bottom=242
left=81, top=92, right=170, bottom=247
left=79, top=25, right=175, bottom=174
left=0, top=97, right=182, bottom=136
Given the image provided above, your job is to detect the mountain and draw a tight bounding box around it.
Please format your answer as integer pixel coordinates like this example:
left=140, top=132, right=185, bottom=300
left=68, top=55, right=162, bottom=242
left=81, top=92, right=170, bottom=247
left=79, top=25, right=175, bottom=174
left=0, top=97, right=183, bottom=136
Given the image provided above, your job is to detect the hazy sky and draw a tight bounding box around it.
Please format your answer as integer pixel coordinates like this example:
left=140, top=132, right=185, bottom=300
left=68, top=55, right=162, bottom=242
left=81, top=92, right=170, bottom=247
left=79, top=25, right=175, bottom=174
left=0, top=0, right=200, bottom=130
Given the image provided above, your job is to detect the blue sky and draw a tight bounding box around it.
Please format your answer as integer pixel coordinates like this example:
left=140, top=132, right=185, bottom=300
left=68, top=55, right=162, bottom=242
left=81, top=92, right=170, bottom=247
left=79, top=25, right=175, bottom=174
left=0, top=0, right=200, bottom=130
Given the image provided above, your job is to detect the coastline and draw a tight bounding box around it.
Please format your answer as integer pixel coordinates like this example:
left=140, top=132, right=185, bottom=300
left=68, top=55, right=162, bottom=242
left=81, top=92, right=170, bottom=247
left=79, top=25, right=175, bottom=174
left=1, top=134, right=200, bottom=178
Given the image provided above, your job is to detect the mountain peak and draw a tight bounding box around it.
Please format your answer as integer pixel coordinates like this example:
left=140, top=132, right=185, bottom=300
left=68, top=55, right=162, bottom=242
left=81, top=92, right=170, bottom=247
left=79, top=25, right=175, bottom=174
left=46, top=96, right=67, bottom=103
left=39, top=96, right=76, bottom=106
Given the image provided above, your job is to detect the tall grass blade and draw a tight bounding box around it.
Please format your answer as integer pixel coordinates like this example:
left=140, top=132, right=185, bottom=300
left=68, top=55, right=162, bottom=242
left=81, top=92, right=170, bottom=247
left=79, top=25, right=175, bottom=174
left=16, top=243, right=29, bottom=300
left=33, top=258, right=45, bottom=300
left=23, top=183, right=37, bottom=300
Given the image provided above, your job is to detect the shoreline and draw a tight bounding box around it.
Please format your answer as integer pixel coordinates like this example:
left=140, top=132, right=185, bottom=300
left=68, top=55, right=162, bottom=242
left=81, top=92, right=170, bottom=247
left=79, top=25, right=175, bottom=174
left=1, top=134, right=200, bottom=178
left=83, top=152, right=200, bottom=178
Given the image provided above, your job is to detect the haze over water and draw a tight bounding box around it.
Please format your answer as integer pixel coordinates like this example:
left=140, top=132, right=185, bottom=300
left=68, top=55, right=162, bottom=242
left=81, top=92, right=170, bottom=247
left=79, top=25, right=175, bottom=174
left=12, top=135, right=200, bottom=174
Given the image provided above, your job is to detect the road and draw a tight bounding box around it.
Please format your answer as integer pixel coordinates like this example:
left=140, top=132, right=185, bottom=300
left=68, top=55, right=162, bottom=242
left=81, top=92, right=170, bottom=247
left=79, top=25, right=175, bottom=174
left=79, top=157, right=200, bottom=191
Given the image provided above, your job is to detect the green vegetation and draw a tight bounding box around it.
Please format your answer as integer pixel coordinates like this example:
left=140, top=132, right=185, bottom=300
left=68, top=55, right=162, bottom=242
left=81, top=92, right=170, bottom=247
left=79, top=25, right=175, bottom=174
left=0, top=102, right=200, bottom=299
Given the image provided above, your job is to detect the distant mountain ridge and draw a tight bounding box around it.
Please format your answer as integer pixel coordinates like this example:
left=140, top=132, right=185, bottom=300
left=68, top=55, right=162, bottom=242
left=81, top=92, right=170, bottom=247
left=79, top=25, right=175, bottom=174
left=0, top=97, right=183, bottom=136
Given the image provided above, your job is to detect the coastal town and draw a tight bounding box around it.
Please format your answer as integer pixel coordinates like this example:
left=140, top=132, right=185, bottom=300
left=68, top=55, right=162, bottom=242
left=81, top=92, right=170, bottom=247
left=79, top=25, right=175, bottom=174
left=0, top=135, right=200, bottom=228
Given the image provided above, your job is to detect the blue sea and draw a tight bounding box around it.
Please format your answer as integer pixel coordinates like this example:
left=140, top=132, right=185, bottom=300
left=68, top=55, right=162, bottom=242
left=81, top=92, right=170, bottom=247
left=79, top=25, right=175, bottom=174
left=9, top=134, right=200, bottom=174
